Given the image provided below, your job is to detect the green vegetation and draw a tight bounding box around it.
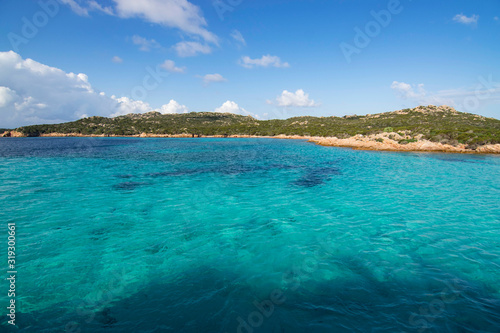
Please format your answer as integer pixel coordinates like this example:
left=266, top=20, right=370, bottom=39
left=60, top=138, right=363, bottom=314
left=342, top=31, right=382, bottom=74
left=14, top=105, right=500, bottom=149
left=398, top=139, right=418, bottom=145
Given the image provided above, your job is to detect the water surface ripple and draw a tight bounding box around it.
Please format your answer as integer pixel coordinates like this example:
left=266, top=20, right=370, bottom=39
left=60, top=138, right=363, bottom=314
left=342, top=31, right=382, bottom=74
left=0, top=138, right=499, bottom=332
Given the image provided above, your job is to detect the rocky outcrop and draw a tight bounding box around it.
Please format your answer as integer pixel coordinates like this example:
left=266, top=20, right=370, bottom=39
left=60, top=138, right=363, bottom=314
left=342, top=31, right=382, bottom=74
left=307, top=135, right=500, bottom=154
left=1, top=131, right=25, bottom=137
left=475, top=144, right=500, bottom=154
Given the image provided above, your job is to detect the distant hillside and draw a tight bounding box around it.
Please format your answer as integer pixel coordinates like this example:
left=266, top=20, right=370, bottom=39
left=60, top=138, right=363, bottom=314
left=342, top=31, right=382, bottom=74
left=8, top=105, right=500, bottom=149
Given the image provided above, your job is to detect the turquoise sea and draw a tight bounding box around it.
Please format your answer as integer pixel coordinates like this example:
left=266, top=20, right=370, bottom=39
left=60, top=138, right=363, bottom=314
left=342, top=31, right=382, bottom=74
left=1, top=137, right=499, bottom=332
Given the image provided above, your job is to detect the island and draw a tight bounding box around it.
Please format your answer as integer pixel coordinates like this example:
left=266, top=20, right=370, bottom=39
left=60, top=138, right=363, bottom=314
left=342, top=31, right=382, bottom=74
left=2, top=105, right=499, bottom=154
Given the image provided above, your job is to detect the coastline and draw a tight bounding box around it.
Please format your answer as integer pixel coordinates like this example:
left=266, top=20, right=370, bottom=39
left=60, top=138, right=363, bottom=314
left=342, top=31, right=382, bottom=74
left=2, top=131, right=500, bottom=154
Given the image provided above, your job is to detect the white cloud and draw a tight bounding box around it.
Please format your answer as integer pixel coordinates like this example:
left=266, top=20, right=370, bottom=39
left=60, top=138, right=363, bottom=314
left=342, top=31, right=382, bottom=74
left=0, top=51, right=184, bottom=127
left=0, top=51, right=107, bottom=126
left=108, top=98, right=189, bottom=117
left=113, top=0, right=218, bottom=44
left=391, top=81, right=427, bottom=99
left=159, top=99, right=189, bottom=114
left=61, top=0, right=218, bottom=45
left=239, top=55, right=290, bottom=69
left=173, top=41, right=211, bottom=57
left=87, top=0, right=114, bottom=15
left=495, top=16, right=499, bottom=21
left=200, top=73, right=227, bottom=85
left=110, top=96, right=152, bottom=117
left=131, top=35, right=161, bottom=51
left=272, top=89, right=319, bottom=107
left=214, top=100, right=242, bottom=114
left=60, top=1, right=218, bottom=58
left=230, top=30, right=246, bottom=46
left=160, top=60, right=185, bottom=73
left=214, top=100, right=260, bottom=119
left=59, top=0, right=90, bottom=16
left=453, top=14, right=479, bottom=25
left=0, top=86, right=18, bottom=108
left=111, top=56, right=123, bottom=63
left=60, top=0, right=113, bottom=16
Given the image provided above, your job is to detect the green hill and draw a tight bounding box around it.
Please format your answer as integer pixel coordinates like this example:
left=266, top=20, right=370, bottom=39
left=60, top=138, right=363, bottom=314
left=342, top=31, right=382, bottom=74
left=11, top=105, right=500, bottom=149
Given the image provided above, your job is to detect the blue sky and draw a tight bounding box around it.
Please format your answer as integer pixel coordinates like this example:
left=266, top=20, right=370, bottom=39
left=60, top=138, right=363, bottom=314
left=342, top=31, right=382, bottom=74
left=0, top=0, right=499, bottom=127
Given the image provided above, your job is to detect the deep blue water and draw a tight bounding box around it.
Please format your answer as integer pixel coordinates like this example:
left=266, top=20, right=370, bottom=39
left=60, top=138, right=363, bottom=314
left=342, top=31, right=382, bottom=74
left=0, top=137, right=499, bottom=332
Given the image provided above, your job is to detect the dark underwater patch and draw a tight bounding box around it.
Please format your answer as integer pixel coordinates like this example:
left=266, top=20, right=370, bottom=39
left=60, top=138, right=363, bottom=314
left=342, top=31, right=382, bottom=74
left=146, top=164, right=270, bottom=178
left=89, top=227, right=110, bottom=241
left=268, top=163, right=302, bottom=170
left=217, top=164, right=268, bottom=175
left=113, top=174, right=135, bottom=179
left=95, top=308, right=117, bottom=327
left=292, top=166, right=342, bottom=187
left=146, top=169, right=203, bottom=178
left=145, top=242, right=169, bottom=254
left=112, top=181, right=151, bottom=191
left=144, top=163, right=340, bottom=184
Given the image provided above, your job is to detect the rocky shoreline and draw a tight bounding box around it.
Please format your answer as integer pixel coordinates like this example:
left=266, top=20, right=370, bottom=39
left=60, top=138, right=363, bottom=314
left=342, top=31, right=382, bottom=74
left=306, top=136, right=500, bottom=154
left=1, top=131, right=500, bottom=154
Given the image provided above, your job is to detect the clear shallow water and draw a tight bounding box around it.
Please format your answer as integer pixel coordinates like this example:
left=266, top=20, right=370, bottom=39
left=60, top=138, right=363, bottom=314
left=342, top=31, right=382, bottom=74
left=0, top=137, right=499, bottom=333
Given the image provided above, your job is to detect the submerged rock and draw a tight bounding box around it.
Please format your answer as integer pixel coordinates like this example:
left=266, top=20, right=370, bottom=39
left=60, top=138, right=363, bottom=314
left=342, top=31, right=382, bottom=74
left=292, top=166, right=341, bottom=187
left=95, top=308, right=117, bottom=326
left=112, top=182, right=150, bottom=191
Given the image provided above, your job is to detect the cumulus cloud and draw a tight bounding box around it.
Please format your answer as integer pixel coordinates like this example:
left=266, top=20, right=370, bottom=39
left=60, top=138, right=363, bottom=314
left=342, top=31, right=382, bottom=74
left=270, top=89, right=319, bottom=107
left=230, top=30, right=246, bottom=46
left=453, top=14, right=479, bottom=25
left=61, top=1, right=218, bottom=58
left=239, top=55, right=290, bottom=69
left=110, top=97, right=189, bottom=117
left=0, top=51, right=103, bottom=126
left=214, top=100, right=260, bottom=119
left=114, top=0, right=218, bottom=44
left=160, top=60, right=185, bottom=73
left=131, top=35, right=161, bottom=51
left=391, top=81, right=427, bottom=99
left=0, top=51, right=187, bottom=127
left=0, top=87, right=18, bottom=108
left=214, top=100, right=243, bottom=114
left=200, top=73, right=227, bottom=85
left=173, top=41, right=211, bottom=57
left=159, top=99, right=189, bottom=114
left=110, top=96, right=152, bottom=117
left=61, top=0, right=218, bottom=44
left=111, top=56, right=123, bottom=63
